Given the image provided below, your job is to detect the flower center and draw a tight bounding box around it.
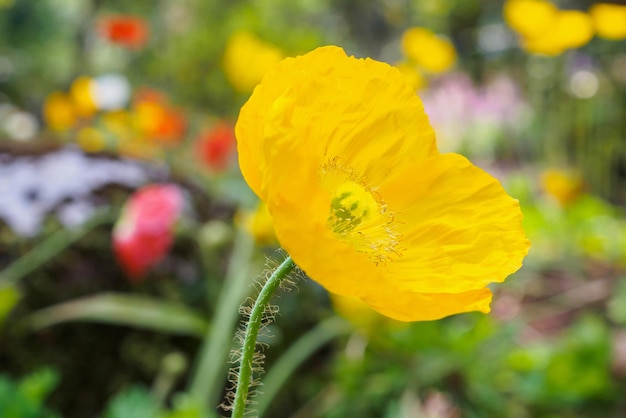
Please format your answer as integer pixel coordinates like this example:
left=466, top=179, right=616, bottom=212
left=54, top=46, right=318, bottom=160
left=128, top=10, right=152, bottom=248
left=329, top=181, right=378, bottom=235
left=321, top=159, right=400, bottom=265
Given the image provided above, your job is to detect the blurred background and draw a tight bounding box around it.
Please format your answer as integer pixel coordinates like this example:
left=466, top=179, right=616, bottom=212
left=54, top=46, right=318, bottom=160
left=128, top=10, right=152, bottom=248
left=0, top=0, right=625, bottom=417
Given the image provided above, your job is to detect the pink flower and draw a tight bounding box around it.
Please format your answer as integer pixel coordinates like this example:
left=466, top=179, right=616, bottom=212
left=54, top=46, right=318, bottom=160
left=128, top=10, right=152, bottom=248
left=113, top=184, right=183, bottom=281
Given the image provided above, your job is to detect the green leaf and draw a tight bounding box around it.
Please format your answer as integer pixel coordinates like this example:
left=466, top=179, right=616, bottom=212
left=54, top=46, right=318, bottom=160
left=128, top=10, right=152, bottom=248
left=161, top=393, right=207, bottom=418
left=19, top=293, right=209, bottom=337
left=0, top=369, right=61, bottom=418
left=608, top=278, right=626, bottom=325
left=0, top=284, right=21, bottom=327
left=104, top=386, right=161, bottom=418
left=19, top=368, right=60, bottom=406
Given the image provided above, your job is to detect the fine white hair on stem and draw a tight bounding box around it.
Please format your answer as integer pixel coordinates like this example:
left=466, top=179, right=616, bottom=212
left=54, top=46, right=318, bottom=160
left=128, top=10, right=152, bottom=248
left=220, top=251, right=300, bottom=416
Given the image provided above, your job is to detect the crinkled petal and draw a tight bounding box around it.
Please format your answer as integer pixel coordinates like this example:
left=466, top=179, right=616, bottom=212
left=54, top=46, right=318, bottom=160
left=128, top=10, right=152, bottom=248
left=380, top=153, right=529, bottom=293
left=236, top=46, right=438, bottom=199
left=361, top=285, right=493, bottom=321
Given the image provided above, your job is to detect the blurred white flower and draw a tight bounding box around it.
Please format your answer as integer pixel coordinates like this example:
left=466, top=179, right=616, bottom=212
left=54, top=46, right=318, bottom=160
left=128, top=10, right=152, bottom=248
left=0, top=147, right=152, bottom=236
left=569, top=70, right=599, bottom=99
left=4, top=110, right=39, bottom=141
left=91, top=73, right=130, bottom=110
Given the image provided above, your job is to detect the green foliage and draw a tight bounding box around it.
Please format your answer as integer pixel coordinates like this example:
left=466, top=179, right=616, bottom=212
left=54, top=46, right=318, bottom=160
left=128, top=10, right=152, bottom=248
left=103, top=386, right=161, bottom=418
left=102, top=386, right=210, bottom=418
left=21, top=293, right=209, bottom=337
left=0, top=284, right=20, bottom=327
left=0, top=368, right=60, bottom=418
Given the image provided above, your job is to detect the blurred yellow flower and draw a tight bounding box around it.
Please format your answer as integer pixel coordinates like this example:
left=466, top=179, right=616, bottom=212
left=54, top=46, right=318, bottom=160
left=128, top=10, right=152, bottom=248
left=70, top=76, right=97, bottom=118
left=222, top=31, right=284, bottom=93
left=589, top=3, right=626, bottom=40
left=237, top=46, right=529, bottom=321
left=401, top=27, right=456, bottom=73
left=117, top=138, right=156, bottom=160
left=523, top=10, right=594, bottom=55
left=394, top=61, right=427, bottom=91
left=77, top=127, right=106, bottom=153
left=134, top=100, right=164, bottom=134
left=237, top=201, right=277, bottom=246
left=331, top=293, right=404, bottom=333
left=540, top=168, right=584, bottom=206
left=504, top=0, right=557, bottom=39
left=102, top=110, right=133, bottom=138
left=43, top=91, right=76, bottom=131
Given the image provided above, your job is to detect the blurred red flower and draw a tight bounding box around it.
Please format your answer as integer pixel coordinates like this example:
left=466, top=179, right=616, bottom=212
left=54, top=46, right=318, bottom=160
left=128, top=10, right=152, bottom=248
left=195, top=122, right=236, bottom=172
left=112, top=184, right=183, bottom=281
left=98, top=15, right=150, bottom=49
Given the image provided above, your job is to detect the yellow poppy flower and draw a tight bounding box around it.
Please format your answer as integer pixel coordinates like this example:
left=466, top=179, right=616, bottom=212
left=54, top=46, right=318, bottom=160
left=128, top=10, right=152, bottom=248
left=523, top=10, right=594, bottom=55
left=236, top=46, right=529, bottom=321
left=503, top=0, right=558, bottom=39
left=222, top=31, right=284, bottom=93
left=401, top=27, right=456, bottom=74
left=589, top=3, right=626, bottom=40
left=43, top=91, right=76, bottom=131
left=77, top=127, right=106, bottom=153
left=70, top=76, right=98, bottom=118
left=540, top=168, right=584, bottom=206
left=102, top=110, right=133, bottom=137
left=237, top=201, right=277, bottom=246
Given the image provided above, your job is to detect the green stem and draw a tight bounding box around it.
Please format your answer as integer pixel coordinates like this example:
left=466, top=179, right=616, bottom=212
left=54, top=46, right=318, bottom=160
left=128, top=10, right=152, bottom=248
left=188, top=228, right=254, bottom=408
left=256, top=316, right=351, bottom=418
left=0, top=208, right=115, bottom=286
left=231, top=256, right=296, bottom=418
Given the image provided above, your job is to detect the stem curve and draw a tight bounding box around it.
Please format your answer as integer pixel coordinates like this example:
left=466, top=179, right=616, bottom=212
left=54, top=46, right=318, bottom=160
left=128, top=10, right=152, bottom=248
left=231, top=255, right=296, bottom=418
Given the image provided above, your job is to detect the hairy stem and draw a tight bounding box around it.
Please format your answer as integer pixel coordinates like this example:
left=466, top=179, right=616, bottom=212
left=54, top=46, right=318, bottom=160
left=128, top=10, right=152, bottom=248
left=188, top=228, right=254, bottom=408
left=231, top=256, right=296, bottom=418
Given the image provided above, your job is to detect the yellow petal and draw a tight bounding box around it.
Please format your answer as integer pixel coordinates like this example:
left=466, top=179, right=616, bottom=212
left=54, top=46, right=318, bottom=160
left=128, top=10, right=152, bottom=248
left=362, top=285, right=493, bottom=322
left=380, top=153, right=529, bottom=293
left=237, top=201, right=277, bottom=245
left=523, top=10, right=594, bottom=55
left=43, top=92, right=76, bottom=131
left=237, top=46, right=438, bottom=200
left=70, top=76, right=97, bottom=117
left=589, top=3, right=626, bottom=40
left=401, top=27, right=456, bottom=73
left=77, top=127, right=106, bottom=153
left=222, top=31, right=284, bottom=93
left=504, top=0, right=558, bottom=39
left=540, top=168, right=584, bottom=206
